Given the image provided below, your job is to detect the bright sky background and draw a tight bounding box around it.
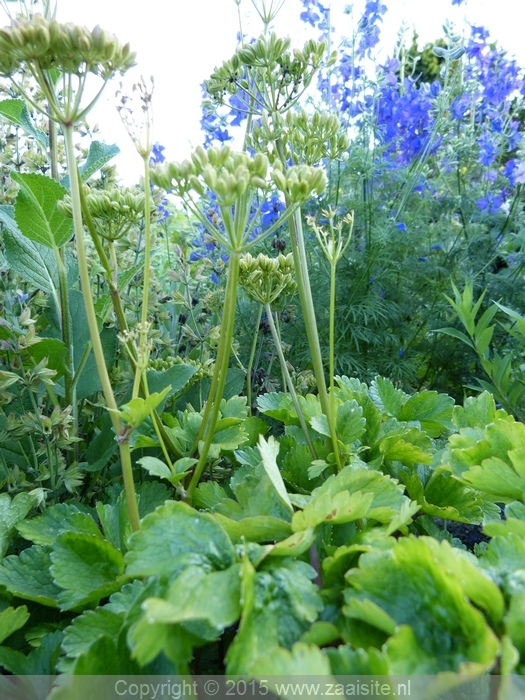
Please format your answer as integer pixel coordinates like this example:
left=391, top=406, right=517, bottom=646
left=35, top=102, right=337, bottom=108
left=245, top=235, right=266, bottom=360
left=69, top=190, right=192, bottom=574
left=5, top=0, right=524, bottom=183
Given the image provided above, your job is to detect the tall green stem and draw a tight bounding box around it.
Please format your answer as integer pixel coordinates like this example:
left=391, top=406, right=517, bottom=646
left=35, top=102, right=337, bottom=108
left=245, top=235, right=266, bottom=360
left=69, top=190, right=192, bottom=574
left=246, top=304, right=263, bottom=414
left=264, top=304, right=317, bottom=459
left=186, top=251, right=241, bottom=504
left=63, top=124, right=140, bottom=532
left=328, top=261, right=342, bottom=470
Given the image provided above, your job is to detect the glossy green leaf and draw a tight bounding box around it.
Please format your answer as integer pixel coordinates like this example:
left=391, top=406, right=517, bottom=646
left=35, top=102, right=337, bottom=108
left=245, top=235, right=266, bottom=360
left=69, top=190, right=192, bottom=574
left=324, top=644, right=389, bottom=675
left=423, top=538, right=505, bottom=625
left=50, top=532, right=126, bottom=610
left=480, top=534, right=525, bottom=596
left=310, top=465, right=409, bottom=523
left=0, top=491, right=40, bottom=558
left=251, top=642, right=332, bottom=679
left=141, top=564, right=242, bottom=628
left=16, top=503, right=101, bottom=546
left=292, top=490, right=373, bottom=530
left=398, top=389, right=454, bottom=436
left=344, top=537, right=500, bottom=673
left=0, top=546, right=60, bottom=607
left=506, top=591, right=525, bottom=656
left=257, top=392, right=300, bottom=425
left=370, top=376, right=408, bottom=416
left=269, top=527, right=317, bottom=557
left=336, top=399, right=366, bottom=444
left=112, top=387, right=170, bottom=430
left=125, top=501, right=236, bottom=578
left=61, top=608, right=123, bottom=659
left=213, top=513, right=292, bottom=542
left=404, top=468, right=484, bottom=523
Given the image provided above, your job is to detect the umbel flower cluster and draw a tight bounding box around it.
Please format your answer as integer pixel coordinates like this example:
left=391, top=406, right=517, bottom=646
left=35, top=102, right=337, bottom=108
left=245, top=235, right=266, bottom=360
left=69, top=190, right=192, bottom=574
left=238, top=252, right=296, bottom=306
left=150, top=144, right=326, bottom=210
left=0, top=14, right=135, bottom=79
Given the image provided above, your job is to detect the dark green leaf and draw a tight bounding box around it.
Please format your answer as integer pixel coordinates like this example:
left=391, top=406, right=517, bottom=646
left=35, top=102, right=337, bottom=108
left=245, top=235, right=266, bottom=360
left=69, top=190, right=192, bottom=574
left=0, top=606, right=30, bottom=644
left=62, top=608, right=123, bottom=659
left=1, top=208, right=59, bottom=295
left=0, top=491, right=39, bottom=558
left=17, top=503, right=101, bottom=546
left=146, top=363, right=198, bottom=399
left=0, top=546, right=60, bottom=607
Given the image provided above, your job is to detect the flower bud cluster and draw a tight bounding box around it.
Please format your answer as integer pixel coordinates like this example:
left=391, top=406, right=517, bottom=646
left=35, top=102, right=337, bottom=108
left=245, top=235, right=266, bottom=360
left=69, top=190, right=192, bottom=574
left=0, top=15, right=135, bottom=79
left=151, top=144, right=270, bottom=207
left=60, top=187, right=147, bottom=240
left=272, top=161, right=326, bottom=203
left=246, top=109, right=350, bottom=165
left=239, top=252, right=296, bottom=305
left=205, top=33, right=336, bottom=114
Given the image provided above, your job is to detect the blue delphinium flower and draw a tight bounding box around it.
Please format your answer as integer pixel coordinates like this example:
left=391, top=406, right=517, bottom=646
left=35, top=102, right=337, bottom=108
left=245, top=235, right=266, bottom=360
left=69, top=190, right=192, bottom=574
left=150, top=142, right=165, bottom=165
left=476, top=193, right=504, bottom=214
left=261, top=194, right=285, bottom=227
left=451, top=0, right=465, bottom=6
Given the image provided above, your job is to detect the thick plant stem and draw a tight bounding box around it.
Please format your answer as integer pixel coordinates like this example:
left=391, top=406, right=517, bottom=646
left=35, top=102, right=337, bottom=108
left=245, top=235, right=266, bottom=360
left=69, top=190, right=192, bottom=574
left=289, top=209, right=333, bottom=420
left=264, top=304, right=317, bottom=459
left=186, top=251, right=241, bottom=504
left=63, top=124, right=140, bottom=532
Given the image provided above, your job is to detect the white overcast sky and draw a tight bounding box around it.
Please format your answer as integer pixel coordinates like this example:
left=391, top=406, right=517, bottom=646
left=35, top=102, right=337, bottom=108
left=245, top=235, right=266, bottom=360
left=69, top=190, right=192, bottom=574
left=4, top=0, right=524, bottom=182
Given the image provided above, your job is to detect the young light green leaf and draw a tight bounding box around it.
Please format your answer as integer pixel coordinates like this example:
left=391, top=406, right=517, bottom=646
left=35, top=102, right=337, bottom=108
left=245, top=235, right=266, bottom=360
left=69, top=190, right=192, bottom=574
left=292, top=490, right=373, bottom=531
left=370, top=376, right=408, bottom=416
left=0, top=98, right=48, bottom=147
left=61, top=141, right=120, bottom=188
left=0, top=606, right=30, bottom=644
left=112, top=387, right=171, bottom=430
left=212, top=513, right=292, bottom=543
left=258, top=435, right=293, bottom=515
left=11, top=171, right=73, bottom=249
left=344, top=537, right=500, bottom=674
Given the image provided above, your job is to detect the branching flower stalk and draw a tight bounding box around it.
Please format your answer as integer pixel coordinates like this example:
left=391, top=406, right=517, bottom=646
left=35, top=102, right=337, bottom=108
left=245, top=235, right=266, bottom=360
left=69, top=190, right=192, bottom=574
left=238, top=251, right=316, bottom=457
left=0, top=14, right=140, bottom=530
left=308, top=208, right=354, bottom=470
left=151, top=146, right=324, bottom=501
left=204, top=34, right=348, bottom=467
